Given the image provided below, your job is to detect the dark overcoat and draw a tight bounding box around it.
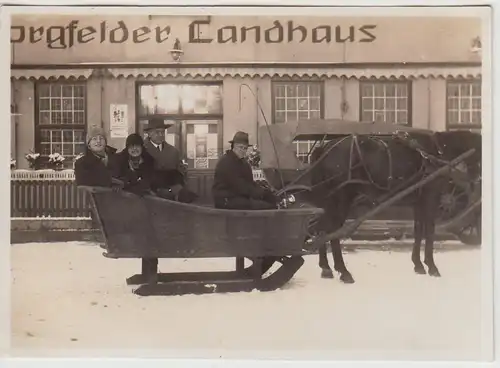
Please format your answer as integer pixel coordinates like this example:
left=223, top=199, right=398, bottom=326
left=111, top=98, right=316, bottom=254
left=110, top=149, right=156, bottom=195
left=212, top=150, right=265, bottom=202
left=74, top=146, right=117, bottom=187
left=143, top=138, right=185, bottom=188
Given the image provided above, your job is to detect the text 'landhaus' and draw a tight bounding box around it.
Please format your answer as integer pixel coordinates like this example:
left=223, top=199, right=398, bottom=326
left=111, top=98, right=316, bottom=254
left=10, top=19, right=378, bottom=49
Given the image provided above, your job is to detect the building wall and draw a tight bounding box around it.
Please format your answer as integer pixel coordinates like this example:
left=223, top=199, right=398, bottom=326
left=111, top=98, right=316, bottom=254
left=12, top=75, right=454, bottom=169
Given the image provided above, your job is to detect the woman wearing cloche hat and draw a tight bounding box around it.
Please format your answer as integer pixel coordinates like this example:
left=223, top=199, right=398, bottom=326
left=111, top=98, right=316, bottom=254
left=74, top=125, right=120, bottom=188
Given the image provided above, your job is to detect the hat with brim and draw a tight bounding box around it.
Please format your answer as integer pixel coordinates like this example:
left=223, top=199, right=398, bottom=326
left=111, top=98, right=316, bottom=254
left=144, top=118, right=173, bottom=131
left=229, top=131, right=250, bottom=146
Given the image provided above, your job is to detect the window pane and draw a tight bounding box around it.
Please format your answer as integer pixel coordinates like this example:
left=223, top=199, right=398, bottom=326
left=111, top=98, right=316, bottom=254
left=275, top=111, right=286, bottom=123
left=396, top=111, right=408, bottom=124
left=386, top=111, right=396, bottom=124
left=460, top=98, right=470, bottom=109
left=472, top=97, right=481, bottom=109
left=448, top=97, right=459, bottom=110
left=286, top=111, right=298, bottom=122
left=310, top=97, right=320, bottom=111
left=275, top=98, right=285, bottom=111
left=287, top=98, right=297, bottom=110
left=460, top=111, right=471, bottom=123
left=386, top=84, right=396, bottom=97
left=362, top=111, right=374, bottom=121
left=397, top=97, right=407, bottom=110
left=362, top=97, right=373, bottom=110
left=472, top=111, right=481, bottom=124
left=361, top=84, right=373, bottom=97
left=448, top=111, right=459, bottom=125
left=471, top=83, right=481, bottom=96
left=386, top=97, right=396, bottom=110
left=375, top=98, right=384, bottom=110
left=298, top=111, right=309, bottom=119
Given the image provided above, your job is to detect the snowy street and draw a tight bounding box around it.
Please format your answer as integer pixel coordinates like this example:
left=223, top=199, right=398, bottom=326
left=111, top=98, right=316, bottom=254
left=10, top=241, right=484, bottom=361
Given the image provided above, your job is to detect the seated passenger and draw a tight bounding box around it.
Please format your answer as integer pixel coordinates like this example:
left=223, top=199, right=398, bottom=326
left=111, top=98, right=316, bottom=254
left=143, top=118, right=198, bottom=203
left=212, top=131, right=279, bottom=210
left=111, top=133, right=156, bottom=196
left=74, top=126, right=120, bottom=189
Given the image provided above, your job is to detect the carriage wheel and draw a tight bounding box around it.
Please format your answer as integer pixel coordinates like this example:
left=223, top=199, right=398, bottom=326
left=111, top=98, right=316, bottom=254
left=436, top=178, right=472, bottom=225
left=454, top=211, right=482, bottom=246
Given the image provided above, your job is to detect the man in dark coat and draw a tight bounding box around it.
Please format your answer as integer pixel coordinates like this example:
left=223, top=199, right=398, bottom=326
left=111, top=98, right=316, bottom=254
left=110, top=133, right=156, bottom=196
left=74, top=125, right=120, bottom=188
left=143, top=118, right=198, bottom=203
left=212, top=131, right=278, bottom=210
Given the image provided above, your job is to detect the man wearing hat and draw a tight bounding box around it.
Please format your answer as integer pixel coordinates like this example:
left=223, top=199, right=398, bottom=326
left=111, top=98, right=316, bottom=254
left=143, top=118, right=197, bottom=203
left=212, top=131, right=279, bottom=210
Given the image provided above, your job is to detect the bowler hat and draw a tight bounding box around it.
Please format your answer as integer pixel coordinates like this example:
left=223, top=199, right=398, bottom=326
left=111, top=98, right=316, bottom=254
left=143, top=118, right=173, bottom=131
left=229, top=131, right=250, bottom=146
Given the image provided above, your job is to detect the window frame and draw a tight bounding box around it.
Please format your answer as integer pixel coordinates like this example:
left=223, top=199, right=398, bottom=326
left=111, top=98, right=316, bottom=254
left=34, top=79, right=88, bottom=167
left=135, top=81, right=224, bottom=169
left=445, top=77, right=482, bottom=131
left=358, top=78, right=413, bottom=127
left=271, top=79, right=325, bottom=164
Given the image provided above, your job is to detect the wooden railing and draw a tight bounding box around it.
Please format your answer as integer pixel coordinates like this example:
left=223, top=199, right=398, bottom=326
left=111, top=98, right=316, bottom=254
left=10, top=169, right=266, bottom=219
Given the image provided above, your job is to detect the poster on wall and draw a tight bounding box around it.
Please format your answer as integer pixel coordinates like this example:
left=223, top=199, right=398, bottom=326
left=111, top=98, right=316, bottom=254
left=110, top=104, right=128, bottom=138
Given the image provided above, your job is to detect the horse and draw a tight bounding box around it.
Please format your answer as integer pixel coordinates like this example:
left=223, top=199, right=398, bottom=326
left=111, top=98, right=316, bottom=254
left=277, top=129, right=481, bottom=284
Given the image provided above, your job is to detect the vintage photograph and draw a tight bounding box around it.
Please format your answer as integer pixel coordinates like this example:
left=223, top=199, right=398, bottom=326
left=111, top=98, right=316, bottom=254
left=8, top=5, right=491, bottom=362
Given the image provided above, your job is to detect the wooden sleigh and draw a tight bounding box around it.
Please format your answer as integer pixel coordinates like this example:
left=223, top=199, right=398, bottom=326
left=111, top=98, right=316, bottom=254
left=79, top=186, right=324, bottom=296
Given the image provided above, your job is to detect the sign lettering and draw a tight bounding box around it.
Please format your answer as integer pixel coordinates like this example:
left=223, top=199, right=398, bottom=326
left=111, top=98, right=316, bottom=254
left=11, top=19, right=377, bottom=49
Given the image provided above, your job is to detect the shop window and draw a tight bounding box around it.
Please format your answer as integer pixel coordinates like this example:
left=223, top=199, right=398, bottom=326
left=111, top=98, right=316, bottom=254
left=446, top=79, right=481, bottom=130
left=137, top=83, right=223, bottom=170
left=35, top=82, right=87, bottom=166
left=272, top=81, right=323, bottom=164
left=360, top=80, right=411, bottom=126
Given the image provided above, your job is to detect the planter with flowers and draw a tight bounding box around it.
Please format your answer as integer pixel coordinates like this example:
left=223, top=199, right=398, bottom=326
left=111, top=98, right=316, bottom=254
left=25, top=151, right=41, bottom=170
left=47, top=153, right=66, bottom=171
left=246, top=145, right=261, bottom=169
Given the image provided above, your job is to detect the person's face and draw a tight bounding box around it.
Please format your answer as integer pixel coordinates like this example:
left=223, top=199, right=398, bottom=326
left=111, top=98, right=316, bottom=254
left=232, top=143, right=249, bottom=159
left=128, top=144, right=142, bottom=158
left=148, top=128, right=165, bottom=145
left=88, top=135, right=106, bottom=153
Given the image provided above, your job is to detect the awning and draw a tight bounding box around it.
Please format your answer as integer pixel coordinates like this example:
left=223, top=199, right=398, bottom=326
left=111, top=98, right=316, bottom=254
left=10, top=69, right=94, bottom=80
left=108, top=66, right=482, bottom=79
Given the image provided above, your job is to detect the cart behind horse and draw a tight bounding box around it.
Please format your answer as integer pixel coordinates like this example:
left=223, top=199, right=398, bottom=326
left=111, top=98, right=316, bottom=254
left=257, top=119, right=481, bottom=283
left=79, top=186, right=323, bottom=296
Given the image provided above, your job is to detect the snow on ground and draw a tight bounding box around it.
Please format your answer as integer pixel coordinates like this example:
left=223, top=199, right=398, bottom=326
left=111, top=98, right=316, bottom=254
left=10, top=241, right=484, bottom=361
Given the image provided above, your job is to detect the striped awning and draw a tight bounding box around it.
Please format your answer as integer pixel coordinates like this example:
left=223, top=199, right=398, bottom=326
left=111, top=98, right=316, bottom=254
left=10, top=69, right=94, bottom=80
left=10, top=65, right=482, bottom=80
left=107, top=66, right=482, bottom=79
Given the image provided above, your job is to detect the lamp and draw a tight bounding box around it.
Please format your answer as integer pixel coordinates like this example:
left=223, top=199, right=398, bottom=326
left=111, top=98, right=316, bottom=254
left=470, top=36, right=482, bottom=54
left=170, top=38, right=184, bottom=62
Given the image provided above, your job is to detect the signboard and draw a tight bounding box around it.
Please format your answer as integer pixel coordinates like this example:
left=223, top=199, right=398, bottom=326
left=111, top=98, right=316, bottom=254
left=109, top=104, right=128, bottom=138
left=10, top=15, right=483, bottom=64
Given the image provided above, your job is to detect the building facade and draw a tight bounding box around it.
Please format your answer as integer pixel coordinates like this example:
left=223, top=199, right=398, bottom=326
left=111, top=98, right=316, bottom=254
left=11, top=14, right=482, bottom=173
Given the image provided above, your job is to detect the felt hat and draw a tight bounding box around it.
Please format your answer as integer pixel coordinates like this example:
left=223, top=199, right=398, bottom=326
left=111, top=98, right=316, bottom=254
left=86, top=125, right=106, bottom=144
left=229, top=131, right=250, bottom=146
left=143, top=118, right=173, bottom=131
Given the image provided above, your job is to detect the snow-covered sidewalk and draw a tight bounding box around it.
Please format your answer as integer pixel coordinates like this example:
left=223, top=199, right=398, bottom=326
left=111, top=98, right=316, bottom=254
left=10, top=241, right=484, bottom=361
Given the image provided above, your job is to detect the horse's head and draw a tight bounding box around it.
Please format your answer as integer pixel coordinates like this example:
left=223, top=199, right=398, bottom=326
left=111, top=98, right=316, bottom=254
left=434, top=130, right=482, bottom=180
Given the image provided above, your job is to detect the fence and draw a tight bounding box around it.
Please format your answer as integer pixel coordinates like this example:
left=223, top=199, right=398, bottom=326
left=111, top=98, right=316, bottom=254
left=11, top=169, right=267, bottom=219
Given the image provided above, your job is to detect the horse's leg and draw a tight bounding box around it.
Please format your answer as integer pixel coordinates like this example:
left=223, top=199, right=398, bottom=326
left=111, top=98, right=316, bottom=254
left=330, top=190, right=355, bottom=284
left=330, top=238, right=354, bottom=283
left=412, top=198, right=427, bottom=275
left=319, top=242, right=334, bottom=278
left=423, top=185, right=441, bottom=277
